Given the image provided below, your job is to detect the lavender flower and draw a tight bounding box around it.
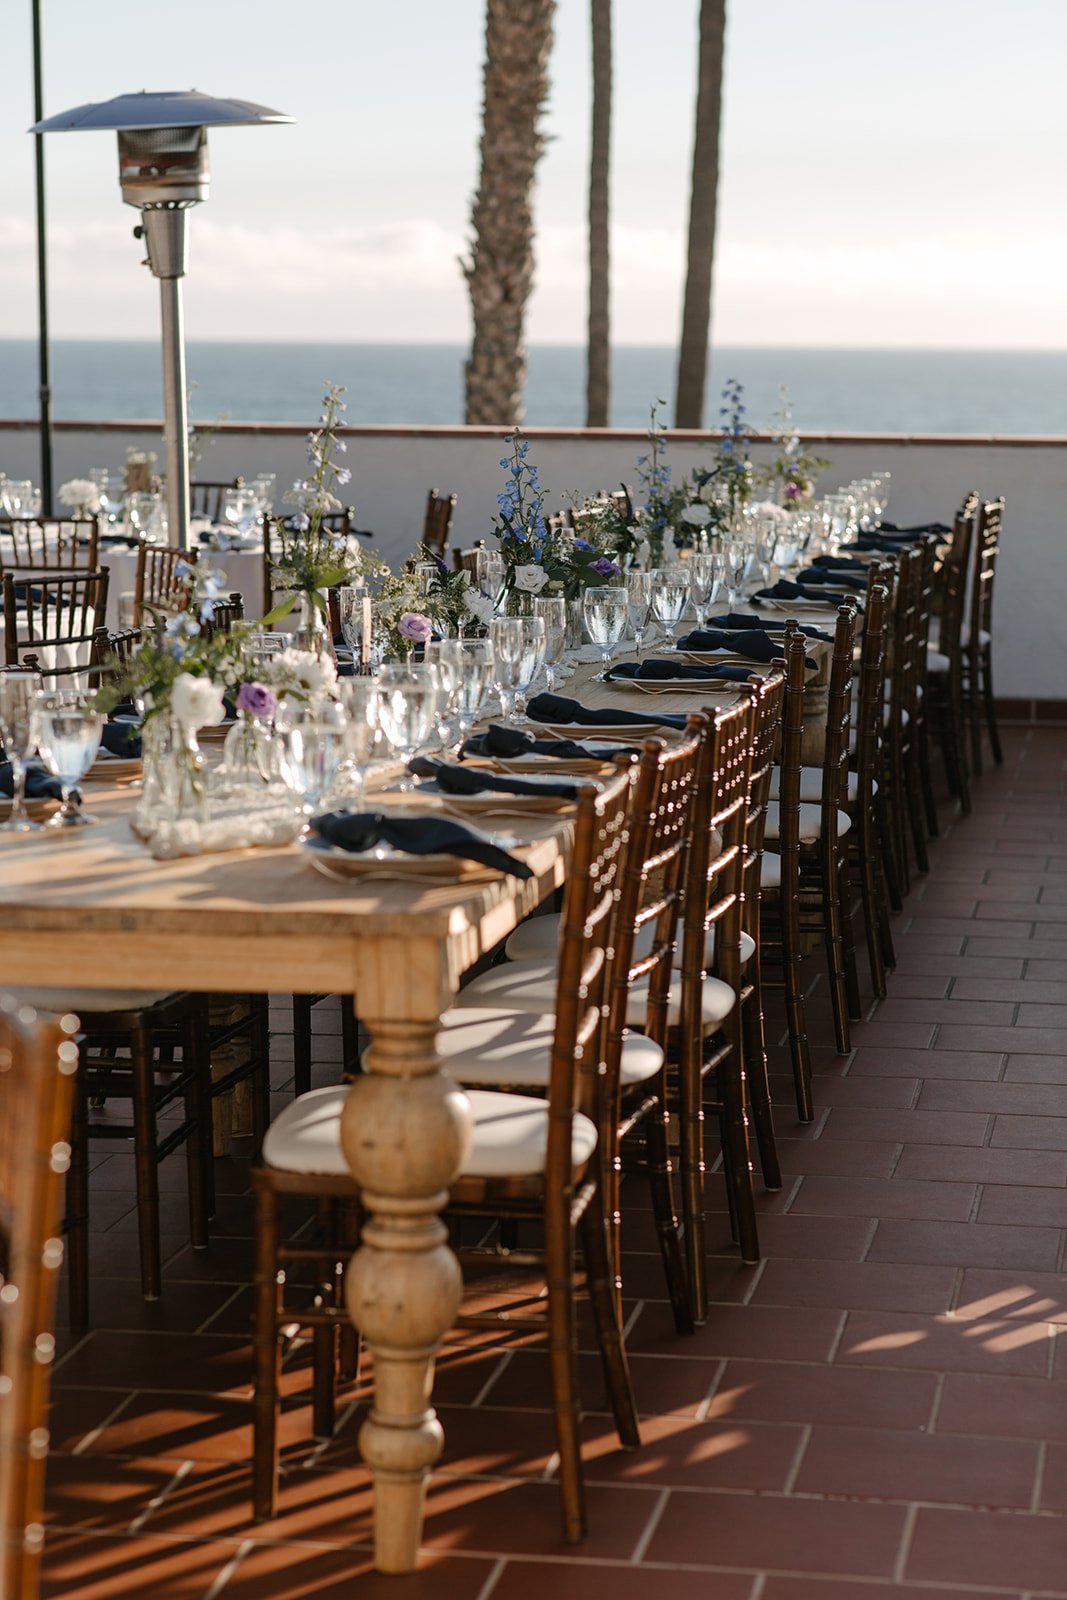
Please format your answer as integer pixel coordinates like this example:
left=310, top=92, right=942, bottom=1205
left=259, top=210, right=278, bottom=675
left=398, top=612, right=433, bottom=643
left=592, top=556, right=621, bottom=578
left=236, top=681, right=278, bottom=720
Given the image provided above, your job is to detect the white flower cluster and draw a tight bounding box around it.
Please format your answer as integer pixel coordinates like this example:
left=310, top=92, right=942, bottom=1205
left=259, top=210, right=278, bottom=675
left=268, top=648, right=338, bottom=705
left=170, top=673, right=226, bottom=730
left=58, top=479, right=102, bottom=515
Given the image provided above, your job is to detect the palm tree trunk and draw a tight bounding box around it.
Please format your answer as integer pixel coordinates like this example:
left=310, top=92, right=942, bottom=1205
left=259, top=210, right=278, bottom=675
left=674, top=0, right=727, bottom=429
left=463, top=0, right=557, bottom=426
left=585, top=0, right=612, bottom=427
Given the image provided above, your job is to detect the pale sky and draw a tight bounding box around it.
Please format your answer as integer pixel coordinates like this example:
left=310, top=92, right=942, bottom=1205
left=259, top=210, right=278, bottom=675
left=0, top=0, right=1064, bottom=347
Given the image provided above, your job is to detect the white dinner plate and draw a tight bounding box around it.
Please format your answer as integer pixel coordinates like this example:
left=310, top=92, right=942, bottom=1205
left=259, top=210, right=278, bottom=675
left=528, top=719, right=666, bottom=739
left=300, top=830, right=522, bottom=883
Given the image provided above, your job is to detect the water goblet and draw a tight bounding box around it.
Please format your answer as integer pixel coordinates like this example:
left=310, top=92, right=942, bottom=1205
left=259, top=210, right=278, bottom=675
left=533, top=596, right=566, bottom=692
left=376, top=664, right=439, bottom=788
left=686, top=552, right=718, bottom=628
left=721, top=538, right=748, bottom=608
left=482, top=554, right=506, bottom=607
left=452, top=638, right=495, bottom=741
left=583, top=584, right=629, bottom=676
left=414, top=561, right=440, bottom=601
left=488, top=616, right=524, bottom=722
left=279, top=707, right=347, bottom=830
left=625, top=570, right=653, bottom=659
left=0, top=669, right=43, bottom=832
left=335, top=677, right=380, bottom=808
left=35, top=692, right=103, bottom=827
left=649, top=567, right=690, bottom=649
left=424, top=639, right=464, bottom=744
left=337, top=585, right=381, bottom=672
left=514, top=615, right=546, bottom=719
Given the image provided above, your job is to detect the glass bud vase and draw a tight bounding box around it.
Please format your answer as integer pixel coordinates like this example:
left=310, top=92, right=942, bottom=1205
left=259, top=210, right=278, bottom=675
left=168, top=721, right=208, bottom=824
left=221, top=711, right=274, bottom=787
left=132, top=718, right=206, bottom=837
left=295, top=590, right=331, bottom=657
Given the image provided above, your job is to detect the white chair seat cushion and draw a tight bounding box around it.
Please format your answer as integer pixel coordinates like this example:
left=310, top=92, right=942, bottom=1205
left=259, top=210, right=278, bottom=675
left=505, top=911, right=754, bottom=967
left=927, top=647, right=951, bottom=674
left=764, top=801, right=852, bottom=843
left=459, top=962, right=735, bottom=1033
left=10, top=987, right=176, bottom=1014
left=438, top=1005, right=663, bottom=1088
left=761, top=851, right=782, bottom=890
left=261, top=1083, right=596, bottom=1181
left=770, top=767, right=860, bottom=805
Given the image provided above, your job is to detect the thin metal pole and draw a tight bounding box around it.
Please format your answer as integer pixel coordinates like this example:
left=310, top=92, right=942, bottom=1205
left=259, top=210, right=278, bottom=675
left=31, top=0, right=54, bottom=512
left=159, top=275, right=190, bottom=550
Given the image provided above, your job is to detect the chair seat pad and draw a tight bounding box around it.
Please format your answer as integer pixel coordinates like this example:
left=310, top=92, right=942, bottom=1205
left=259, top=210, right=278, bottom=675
left=770, top=767, right=860, bottom=805
left=505, top=910, right=755, bottom=968
left=261, top=1083, right=596, bottom=1181
left=764, top=801, right=852, bottom=843
left=460, top=962, right=736, bottom=1033
left=439, top=1005, right=663, bottom=1088
left=927, top=646, right=951, bottom=674
left=10, top=987, right=176, bottom=1014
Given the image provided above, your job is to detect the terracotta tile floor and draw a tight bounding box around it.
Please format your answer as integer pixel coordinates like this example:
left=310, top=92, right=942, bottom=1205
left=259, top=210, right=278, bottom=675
left=42, top=726, right=1067, bottom=1598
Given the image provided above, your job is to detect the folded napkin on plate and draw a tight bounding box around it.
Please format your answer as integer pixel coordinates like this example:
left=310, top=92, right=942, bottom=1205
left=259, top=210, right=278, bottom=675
left=409, top=756, right=583, bottom=800
left=311, top=810, right=532, bottom=879
left=810, top=555, right=873, bottom=573
left=101, top=717, right=142, bottom=758
left=0, top=762, right=65, bottom=801
left=460, top=723, right=637, bottom=763
left=608, top=656, right=755, bottom=684
left=526, top=691, right=688, bottom=731
left=879, top=520, right=951, bottom=535
left=753, top=580, right=859, bottom=608
left=675, top=628, right=788, bottom=663
left=704, top=612, right=833, bottom=641
left=796, top=566, right=867, bottom=591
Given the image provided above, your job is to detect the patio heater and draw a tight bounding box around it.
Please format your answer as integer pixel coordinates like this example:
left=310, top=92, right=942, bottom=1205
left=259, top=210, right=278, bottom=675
left=29, top=91, right=292, bottom=549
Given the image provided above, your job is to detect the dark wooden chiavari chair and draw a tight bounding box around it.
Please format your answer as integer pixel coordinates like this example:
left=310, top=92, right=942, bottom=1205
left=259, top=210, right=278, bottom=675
left=965, top=496, right=1004, bottom=775
left=2, top=570, right=110, bottom=686
left=134, top=541, right=196, bottom=625
left=251, top=765, right=641, bottom=1541
left=0, top=996, right=79, bottom=1600
left=926, top=502, right=976, bottom=816
left=189, top=480, right=238, bottom=524
left=421, top=488, right=457, bottom=559
left=0, top=516, right=100, bottom=573
left=201, top=591, right=244, bottom=640
left=851, top=580, right=895, bottom=997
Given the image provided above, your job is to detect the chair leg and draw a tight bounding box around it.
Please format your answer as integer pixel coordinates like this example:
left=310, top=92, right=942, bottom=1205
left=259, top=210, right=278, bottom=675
left=130, top=1022, right=162, bottom=1301
left=983, top=650, right=1004, bottom=766
left=581, top=1179, right=640, bottom=1447
left=293, top=995, right=313, bottom=1097
left=312, top=1201, right=338, bottom=1440
left=249, top=995, right=271, bottom=1142
left=252, top=1177, right=283, bottom=1522
left=183, top=1004, right=213, bottom=1244
left=775, top=895, right=813, bottom=1122
left=545, top=1199, right=586, bottom=1543
left=715, top=1045, right=760, bottom=1265
left=855, top=832, right=887, bottom=1001
left=642, top=1085, right=694, bottom=1333
left=820, top=866, right=853, bottom=1055
left=903, top=743, right=930, bottom=875
left=740, top=986, right=780, bottom=1188
left=968, top=658, right=984, bottom=780
left=67, top=1075, right=90, bottom=1337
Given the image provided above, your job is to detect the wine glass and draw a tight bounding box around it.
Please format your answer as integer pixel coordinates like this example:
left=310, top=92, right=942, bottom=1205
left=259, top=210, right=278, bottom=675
left=424, top=639, right=464, bottom=745
left=533, top=596, right=566, bottom=692
left=452, top=638, right=495, bottom=740
left=482, top=554, right=505, bottom=607
left=488, top=616, right=524, bottom=722
left=583, top=584, right=628, bottom=676
left=649, top=567, right=690, bottom=649
left=376, top=664, right=439, bottom=789
left=335, top=677, right=380, bottom=808
left=35, top=692, right=103, bottom=828
left=337, top=585, right=381, bottom=672
left=127, top=492, right=158, bottom=541
left=279, top=708, right=347, bottom=829
left=626, top=570, right=653, bottom=660
left=686, top=553, right=719, bottom=629
left=514, top=615, right=546, bottom=720
left=0, top=669, right=43, bottom=832
left=721, top=538, right=748, bottom=608
left=414, top=561, right=439, bottom=600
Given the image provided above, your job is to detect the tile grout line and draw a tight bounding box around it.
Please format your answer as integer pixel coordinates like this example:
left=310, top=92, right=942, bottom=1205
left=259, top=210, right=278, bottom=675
left=891, top=1500, right=920, bottom=1583
left=825, top=1309, right=849, bottom=1364
left=194, top=1285, right=249, bottom=1336
left=628, top=1485, right=671, bottom=1564
left=69, top=1391, right=136, bottom=1457
left=693, top=1358, right=727, bottom=1422
left=127, top=1457, right=194, bottom=1535
left=1031, top=1439, right=1048, bottom=1515
left=200, top=1538, right=253, bottom=1600
left=780, top=1422, right=812, bottom=1494
left=925, top=1372, right=945, bottom=1434
left=741, top=1258, right=768, bottom=1306
left=470, top=1350, right=513, bottom=1409
left=472, top=1556, right=508, bottom=1600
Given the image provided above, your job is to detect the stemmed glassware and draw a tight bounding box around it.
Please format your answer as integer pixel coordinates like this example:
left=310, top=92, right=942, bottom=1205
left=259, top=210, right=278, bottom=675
left=626, top=570, right=653, bottom=659
left=34, top=691, right=104, bottom=828
left=279, top=705, right=347, bottom=827
left=423, top=639, right=464, bottom=746
left=513, top=615, right=546, bottom=720
left=482, top=554, right=506, bottom=609
left=337, top=585, right=382, bottom=672
left=721, top=538, right=748, bottom=608
left=335, top=678, right=380, bottom=808
left=533, top=596, right=566, bottom=692
left=376, top=664, right=439, bottom=789
left=452, top=638, right=495, bottom=741
left=0, top=670, right=43, bottom=832
left=649, top=567, right=690, bottom=649
left=686, top=552, right=721, bottom=629
left=488, top=616, right=524, bottom=722
left=583, top=584, right=629, bottom=676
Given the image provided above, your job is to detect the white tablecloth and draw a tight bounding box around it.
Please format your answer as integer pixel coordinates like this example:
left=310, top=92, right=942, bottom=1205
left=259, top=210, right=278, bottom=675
left=100, top=547, right=267, bottom=628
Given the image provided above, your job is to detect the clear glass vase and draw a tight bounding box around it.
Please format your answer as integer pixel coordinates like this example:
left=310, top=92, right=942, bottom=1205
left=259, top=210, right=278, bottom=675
left=295, top=590, right=331, bottom=656
left=133, top=718, right=206, bottom=837
left=221, top=711, right=275, bottom=786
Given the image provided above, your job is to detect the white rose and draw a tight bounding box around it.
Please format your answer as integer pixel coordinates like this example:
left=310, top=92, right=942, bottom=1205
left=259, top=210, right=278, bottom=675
left=680, top=503, right=712, bottom=527
left=514, top=564, right=549, bottom=594
left=271, top=648, right=337, bottom=702
left=698, top=480, right=718, bottom=505
left=170, top=672, right=225, bottom=730
left=463, top=589, right=495, bottom=625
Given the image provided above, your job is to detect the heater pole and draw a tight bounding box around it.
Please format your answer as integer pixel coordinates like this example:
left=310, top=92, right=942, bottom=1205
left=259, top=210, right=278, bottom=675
left=159, top=274, right=191, bottom=550
left=31, top=0, right=54, bottom=512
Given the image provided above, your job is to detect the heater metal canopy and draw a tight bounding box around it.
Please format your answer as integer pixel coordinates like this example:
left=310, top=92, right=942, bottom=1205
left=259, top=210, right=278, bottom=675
left=29, top=89, right=292, bottom=134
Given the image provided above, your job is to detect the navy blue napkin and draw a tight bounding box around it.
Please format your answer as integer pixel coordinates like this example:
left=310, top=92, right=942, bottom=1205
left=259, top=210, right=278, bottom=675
left=608, top=657, right=756, bottom=684
left=310, top=810, right=532, bottom=878
left=409, top=756, right=583, bottom=800
left=704, top=612, right=833, bottom=641
left=796, top=566, right=867, bottom=592
left=879, top=520, right=950, bottom=535
left=0, top=762, right=65, bottom=801
left=811, top=555, right=872, bottom=573
left=675, top=628, right=786, bottom=662
left=460, top=723, right=638, bottom=762
left=753, top=580, right=860, bottom=608
left=101, top=716, right=142, bottom=758
left=526, top=691, right=688, bottom=731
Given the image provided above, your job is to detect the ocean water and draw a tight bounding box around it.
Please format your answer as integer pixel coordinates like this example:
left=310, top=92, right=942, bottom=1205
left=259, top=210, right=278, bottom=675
left=0, top=341, right=1063, bottom=435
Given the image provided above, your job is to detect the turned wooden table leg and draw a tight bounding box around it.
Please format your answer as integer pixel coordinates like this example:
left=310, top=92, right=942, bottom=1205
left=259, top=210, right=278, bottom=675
left=340, top=1016, right=471, bottom=1574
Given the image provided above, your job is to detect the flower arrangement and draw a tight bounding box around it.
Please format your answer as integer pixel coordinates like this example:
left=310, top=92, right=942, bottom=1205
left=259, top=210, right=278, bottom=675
left=489, top=429, right=551, bottom=608
left=685, top=377, right=755, bottom=536
left=265, top=384, right=368, bottom=628
left=635, top=401, right=680, bottom=565
left=125, top=449, right=161, bottom=497
left=756, top=386, right=831, bottom=509
left=57, top=479, right=102, bottom=517
left=368, top=564, right=436, bottom=659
